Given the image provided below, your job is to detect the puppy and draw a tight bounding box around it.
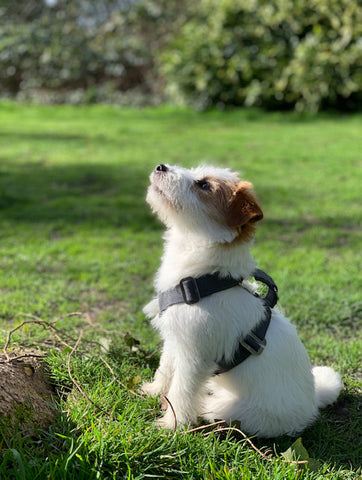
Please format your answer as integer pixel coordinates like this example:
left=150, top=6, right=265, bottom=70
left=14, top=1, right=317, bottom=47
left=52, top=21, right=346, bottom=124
left=142, top=164, right=342, bottom=437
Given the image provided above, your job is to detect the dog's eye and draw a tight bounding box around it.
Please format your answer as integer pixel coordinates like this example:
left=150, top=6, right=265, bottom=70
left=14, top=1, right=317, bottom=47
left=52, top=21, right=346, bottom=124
left=195, top=179, right=210, bottom=191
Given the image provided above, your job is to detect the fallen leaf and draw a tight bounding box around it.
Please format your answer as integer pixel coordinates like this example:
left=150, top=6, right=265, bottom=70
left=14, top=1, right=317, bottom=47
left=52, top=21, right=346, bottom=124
left=282, top=437, right=309, bottom=462
left=126, top=375, right=142, bottom=390
left=98, top=337, right=112, bottom=353
left=281, top=437, right=322, bottom=472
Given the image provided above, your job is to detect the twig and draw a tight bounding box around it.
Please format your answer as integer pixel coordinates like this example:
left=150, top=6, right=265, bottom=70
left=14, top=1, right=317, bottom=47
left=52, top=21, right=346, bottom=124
left=16, top=312, right=103, bottom=349
left=66, top=329, right=108, bottom=416
left=205, top=426, right=274, bottom=462
left=3, top=318, right=57, bottom=361
left=205, top=425, right=308, bottom=466
left=3, top=312, right=105, bottom=362
left=0, top=353, right=45, bottom=364
left=53, top=334, right=74, bottom=350
left=182, top=420, right=226, bottom=435
left=162, top=396, right=177, bottom=431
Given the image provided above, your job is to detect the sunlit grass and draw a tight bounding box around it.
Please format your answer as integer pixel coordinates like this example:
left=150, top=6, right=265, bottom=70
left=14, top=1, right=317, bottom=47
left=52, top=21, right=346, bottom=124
left=0, top=103, right=360, bottom=479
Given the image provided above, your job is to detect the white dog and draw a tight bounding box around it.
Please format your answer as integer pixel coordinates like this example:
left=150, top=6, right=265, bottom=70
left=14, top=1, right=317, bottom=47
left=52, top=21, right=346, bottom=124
left=142, top=164, right=342, bottom=437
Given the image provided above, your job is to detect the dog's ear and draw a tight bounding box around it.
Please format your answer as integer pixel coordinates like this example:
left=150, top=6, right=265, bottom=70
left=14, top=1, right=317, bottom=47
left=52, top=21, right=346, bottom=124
left=226, top=181, right=263, bottom=228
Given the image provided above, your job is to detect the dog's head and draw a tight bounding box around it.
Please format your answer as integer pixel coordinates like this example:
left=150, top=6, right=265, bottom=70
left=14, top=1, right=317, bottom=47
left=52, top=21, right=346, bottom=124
left=146, top=164, right=263, bottom=243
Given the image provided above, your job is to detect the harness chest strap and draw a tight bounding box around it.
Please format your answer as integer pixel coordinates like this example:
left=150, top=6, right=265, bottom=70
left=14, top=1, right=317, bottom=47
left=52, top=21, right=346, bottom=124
left=158, top=274, right=240, bottom=312
left=157, top=269, right=278, bottom=374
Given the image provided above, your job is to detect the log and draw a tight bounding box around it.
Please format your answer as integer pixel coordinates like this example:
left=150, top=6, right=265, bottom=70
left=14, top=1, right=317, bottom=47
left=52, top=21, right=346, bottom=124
left=0, top=349, right=56, bottom=436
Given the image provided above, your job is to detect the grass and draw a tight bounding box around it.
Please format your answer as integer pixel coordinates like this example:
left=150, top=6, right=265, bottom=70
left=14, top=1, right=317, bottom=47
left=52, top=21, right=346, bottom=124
left=0, top=102, right=361, bottom=479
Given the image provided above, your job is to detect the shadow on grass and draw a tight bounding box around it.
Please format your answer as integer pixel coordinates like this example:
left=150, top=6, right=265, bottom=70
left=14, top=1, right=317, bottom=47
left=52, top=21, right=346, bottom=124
left=264, top=391, right=362, bottom=471
left=0, top=159, right=358, bottom=240
left=0, top=131, right=88, bottom=142
left=193, top=107, right=361, bottom=125
left=0, top=160, right=160, bottom=232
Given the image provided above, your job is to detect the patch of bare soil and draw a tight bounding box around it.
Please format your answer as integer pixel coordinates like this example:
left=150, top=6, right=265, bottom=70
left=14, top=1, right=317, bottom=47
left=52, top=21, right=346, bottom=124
left=0, top=349, right=56, bottom=435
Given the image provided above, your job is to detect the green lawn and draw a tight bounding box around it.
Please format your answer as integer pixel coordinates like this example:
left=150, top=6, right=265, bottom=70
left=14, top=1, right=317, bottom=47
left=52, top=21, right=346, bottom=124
left=0, top=102, right=361, bottom=479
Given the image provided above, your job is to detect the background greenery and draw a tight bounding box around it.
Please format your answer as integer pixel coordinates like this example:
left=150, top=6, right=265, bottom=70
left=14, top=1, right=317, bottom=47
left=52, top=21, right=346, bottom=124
left=0, top=0, right=361, bottom=111
left=0, top=103, right=361, bottom=479
left=163, top=0, right=362, bottom=112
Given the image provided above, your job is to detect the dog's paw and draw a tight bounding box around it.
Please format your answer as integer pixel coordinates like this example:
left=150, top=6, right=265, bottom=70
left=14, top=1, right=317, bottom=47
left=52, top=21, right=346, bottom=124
left=140, top=381, right=163, bottom=397
left=154, top=410, right=178, bottom=430
left=154, top=409, right=196, bottom=431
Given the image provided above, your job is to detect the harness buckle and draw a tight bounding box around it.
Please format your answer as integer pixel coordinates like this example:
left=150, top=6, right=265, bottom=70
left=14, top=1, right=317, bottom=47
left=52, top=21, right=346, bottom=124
left=180, top=277, right=201, bottom=305
left=249, top=331, right=267, bottom=347
left=240, top=332, right=267, bottom=356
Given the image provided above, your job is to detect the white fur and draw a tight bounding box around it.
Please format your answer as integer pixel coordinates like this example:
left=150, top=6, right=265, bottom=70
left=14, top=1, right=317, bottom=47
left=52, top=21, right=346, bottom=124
left=142, top=164, right=342, bottom=437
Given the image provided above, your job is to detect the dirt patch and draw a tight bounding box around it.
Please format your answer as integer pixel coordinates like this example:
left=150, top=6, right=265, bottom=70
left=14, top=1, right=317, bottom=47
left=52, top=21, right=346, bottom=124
left=0, top=349, right=56, bottom=436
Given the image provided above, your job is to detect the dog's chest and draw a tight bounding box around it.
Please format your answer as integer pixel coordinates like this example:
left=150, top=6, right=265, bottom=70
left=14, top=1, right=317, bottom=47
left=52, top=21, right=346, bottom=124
left=153, top=287, right=265, bottom=347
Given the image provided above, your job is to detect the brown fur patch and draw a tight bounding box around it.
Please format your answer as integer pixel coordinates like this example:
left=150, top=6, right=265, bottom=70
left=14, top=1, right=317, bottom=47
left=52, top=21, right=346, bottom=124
left=193, top=177, right=263, bottom=243
left=227, top=182, right=263, bottom=243
left=192, top=176, right=237, bottom=222
left=226, top=181, right=263, bottom=227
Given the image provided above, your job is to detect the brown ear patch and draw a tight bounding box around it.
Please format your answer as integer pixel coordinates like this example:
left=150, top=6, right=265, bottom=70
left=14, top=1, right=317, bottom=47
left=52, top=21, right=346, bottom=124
left=226, top=181, right=263, bottom=228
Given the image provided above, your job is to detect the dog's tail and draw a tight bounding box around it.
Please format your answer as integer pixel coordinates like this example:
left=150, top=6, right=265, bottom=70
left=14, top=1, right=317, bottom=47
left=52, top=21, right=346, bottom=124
left=312, top=366, right=342, bottom=409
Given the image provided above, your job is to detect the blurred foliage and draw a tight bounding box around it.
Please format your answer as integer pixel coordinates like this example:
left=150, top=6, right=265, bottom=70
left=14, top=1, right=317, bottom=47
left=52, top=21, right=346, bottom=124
left=0, top=0, right=184, bottom=104
left=0, top=0, right=361, bottom=111
left=162, top=0, right=362, bottom=111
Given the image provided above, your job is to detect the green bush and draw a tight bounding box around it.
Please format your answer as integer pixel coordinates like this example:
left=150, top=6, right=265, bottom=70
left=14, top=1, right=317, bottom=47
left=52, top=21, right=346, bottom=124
left=162, top=0, right=362, bottom=111
left=0, top=0, right=172, bottom=103
left=0, top=0, right=360, bottom=110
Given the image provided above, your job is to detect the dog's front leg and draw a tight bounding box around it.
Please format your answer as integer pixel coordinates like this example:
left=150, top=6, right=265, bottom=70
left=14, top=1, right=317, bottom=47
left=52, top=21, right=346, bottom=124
left=141, top=346, right=174, bottom=397
left=156, top=353, right=208, bottom=429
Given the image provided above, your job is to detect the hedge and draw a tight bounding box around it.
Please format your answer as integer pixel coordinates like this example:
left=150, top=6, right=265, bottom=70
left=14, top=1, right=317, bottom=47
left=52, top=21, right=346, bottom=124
left=0, top=0, right=174, bottom=104
left=162, top=0, right=362, bottom=111
left=0, top=0, right=361, bottom=111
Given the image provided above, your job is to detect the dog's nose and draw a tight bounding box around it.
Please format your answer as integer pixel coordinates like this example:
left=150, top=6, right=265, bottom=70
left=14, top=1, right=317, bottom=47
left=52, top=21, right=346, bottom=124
left=155, top=164, right=168, bottom=173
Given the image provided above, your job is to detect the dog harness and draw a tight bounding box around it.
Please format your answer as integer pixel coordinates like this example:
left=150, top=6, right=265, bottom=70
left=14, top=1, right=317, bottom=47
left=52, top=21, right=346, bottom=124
left=157, top=269, right=278, bottom=375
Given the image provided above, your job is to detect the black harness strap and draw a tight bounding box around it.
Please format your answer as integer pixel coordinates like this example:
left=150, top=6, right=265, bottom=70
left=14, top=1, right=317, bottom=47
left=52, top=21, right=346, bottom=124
left=158, top=274, right=241, bottom=313
left=157, top=268, right=278, bottom=374
left=213, top=310, right=271, bottom=375
left=253, top=269, right=278, bottom=309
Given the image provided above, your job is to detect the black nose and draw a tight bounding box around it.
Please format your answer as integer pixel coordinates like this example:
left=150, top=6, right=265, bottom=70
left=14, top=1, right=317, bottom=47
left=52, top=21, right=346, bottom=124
left=155, top=164, right=168, bottom=173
